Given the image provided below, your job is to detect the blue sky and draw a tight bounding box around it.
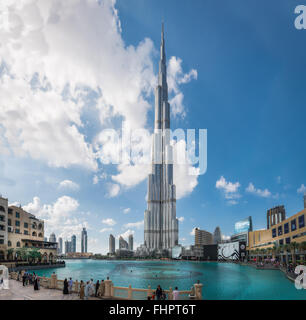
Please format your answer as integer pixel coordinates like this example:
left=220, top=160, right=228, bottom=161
left=0, top=0, right=306, bottom=253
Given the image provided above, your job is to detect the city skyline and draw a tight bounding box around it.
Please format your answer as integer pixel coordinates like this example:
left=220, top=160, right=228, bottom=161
left=1, top=0, right=306, bottom=254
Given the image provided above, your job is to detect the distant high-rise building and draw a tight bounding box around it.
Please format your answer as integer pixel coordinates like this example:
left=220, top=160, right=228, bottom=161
left=65, top=240, right=72, bottom=254
left=71, top=235, right=76, bottom=253
left=58, top=237, right=63, bottom=254
left=213, top=227, right=222, bottom=244
left=81, top=228, right=87, bottom=253
left=267, top=206, right=285, bottom=229
left=109, top=234, right=115, bottom=254
left=128, top=234, right=133, bottom=251
left=194, top=228, right=213, bottom=246
left=49, top=232, right=56, bottom=243
left=119, top=236, right=128, bottom=249
left=234, top=216, right=253, bottom=234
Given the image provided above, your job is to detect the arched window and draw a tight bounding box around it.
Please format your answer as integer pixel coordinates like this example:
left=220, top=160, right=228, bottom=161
left=38, top=233, right=43, bottom=237
left=32, top=222, right=37, bottom=229
left=32, top=231, right=37, bottom=236
left=8, top=241, right=11, bottom=247
left=38, top=223, right=43, bottom=230
left=16, top=241, right=20, bottom=247
left=0, top=206, right=5, bottom=212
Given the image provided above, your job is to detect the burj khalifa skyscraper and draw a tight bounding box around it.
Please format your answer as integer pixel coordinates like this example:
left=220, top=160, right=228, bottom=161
left=144, top=24, right=179, bottom=252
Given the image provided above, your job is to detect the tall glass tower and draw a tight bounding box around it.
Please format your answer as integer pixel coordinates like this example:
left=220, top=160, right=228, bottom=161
left=81, top=227, right=87, bottom=253
left=144, top=24, right=179, bottom=251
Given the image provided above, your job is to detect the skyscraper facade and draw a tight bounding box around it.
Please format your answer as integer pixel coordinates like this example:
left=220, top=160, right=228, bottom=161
left=49, top=232, right=56, bottom=243
left=71, top=235, right=76, bottom=253
left=213, top=226, right=222, bottom=244
left=58, top=237, right=63, bottom=254
left=144, top=24, right=178, bottom=251
left=81, top=227, right=87, bottom=253
left=119, top=236, right=128, bottom=249
left=128, top=234, right=133, bottom=251
left=267, top=206, right=285, bottom=229
left=194, top=228, right=213, bottom=246
left=109, top=234, right=115, bottom=254
left=65, top=240, right=72, bottom=254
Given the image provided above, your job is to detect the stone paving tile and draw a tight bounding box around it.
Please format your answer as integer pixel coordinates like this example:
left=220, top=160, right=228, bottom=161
left=0, top=280, right=100, bottom=300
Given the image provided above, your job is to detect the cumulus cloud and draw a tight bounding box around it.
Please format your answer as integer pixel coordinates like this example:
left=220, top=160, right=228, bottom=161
left=178, top=217, right=185, bottom=222
left=0, top=0, right=199, bottom=200
left=167, top=56, right=197, bottom=117
left=117, top=229, right=134, bottom=240
left=58, top=180, right=80, bottom=191
left=102, top=218, right=116, bottom=226
left=22, top=196, right=88, bottom=240
left=123, top=220, right=144, bottom=229
left=216, top=176, right=241, bottom=204
left=190, top=227, right=197, bottom=236
left=123, top=208, right=130, bottom=214
left=246, top=182, right=272, bottom=198
left=297, top=184, right=306, bottom=194
left=222, top=235, right=230, bottom=241
left=106, top=183, right=120, bottom=198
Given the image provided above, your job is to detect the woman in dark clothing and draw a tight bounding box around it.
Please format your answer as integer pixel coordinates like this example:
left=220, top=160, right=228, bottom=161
left=34, top=276, right=39, bottom=291
left=95, top=280, right=100, bottom=297
left=156, top=285, right=163, bottom=300
left=63, top=278, right=69, bottom=294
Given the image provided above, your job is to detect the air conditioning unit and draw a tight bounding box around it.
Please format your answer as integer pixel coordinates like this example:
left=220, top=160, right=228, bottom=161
left=8, top=226, right=14, bottom=233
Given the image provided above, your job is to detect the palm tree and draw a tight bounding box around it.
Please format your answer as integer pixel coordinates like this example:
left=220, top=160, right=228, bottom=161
left=299, top=241, right=306, bottom=263
left=254, top=248, right=260, bottom=262
left=6, top=248, right=14, bottom=260
left=289, top=242, right=299, bottom=265
left=261, top=249, right=266, bottom=262
left=283, top=244, right=289, bottom=266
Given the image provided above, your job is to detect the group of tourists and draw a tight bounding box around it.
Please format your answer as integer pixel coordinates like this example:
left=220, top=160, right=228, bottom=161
left=148, top=285, right=184, bottom=300
left=62, top=278, right=106, bottom=300
left=19, top=270, right=40, bottom=291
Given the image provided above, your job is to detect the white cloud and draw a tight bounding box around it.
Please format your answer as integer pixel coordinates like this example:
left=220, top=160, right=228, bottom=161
left=167, top=56, right=197, bottom=117
left=216, top=176, right=241, bottom=203
left=22, top=196, right=88, bottom=242
left=190, top=227, right=197, bottom=236
left=216, top=176, right=240, bottom=194
left=123, top=208, right=130, bottom=214
left=297, top=184, right=306, bottom=194
left=58, top=180, right=80, bottom=191
left=246, top=182, right=271, bottom=198
left=117, top=229, right=134, bottom=240
left=106, top=183, right=120, bottom=198
left=222, top=235, right=230, bottom=241
left=100, top=227, right=113, bottom=233
left=93, top=175, right=99, bottom=185
left=123, top=220, right=144, bottom=229
left=178, top=217, right=184, bottom=222
left=102, top=218, right=116, bottom=226
left=173, top=139, right=200, bottom=199
left=0, top=0, right=199, bottom=200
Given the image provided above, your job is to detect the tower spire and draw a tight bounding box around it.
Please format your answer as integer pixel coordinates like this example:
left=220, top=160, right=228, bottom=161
left=160, top=22, right=165, bottom=62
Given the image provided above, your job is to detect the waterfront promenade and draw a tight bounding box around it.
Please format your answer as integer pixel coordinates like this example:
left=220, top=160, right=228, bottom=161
left=0, top=279, right=99, bottom=300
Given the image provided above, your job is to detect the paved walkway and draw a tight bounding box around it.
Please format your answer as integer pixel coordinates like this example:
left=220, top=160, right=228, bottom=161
left=0, top=280, right=99, bottom=300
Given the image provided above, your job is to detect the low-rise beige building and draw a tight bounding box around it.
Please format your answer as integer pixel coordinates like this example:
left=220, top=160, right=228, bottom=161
left=247, top=208, right=306, bottom=251
left=0, top=196, right=57, bottom=262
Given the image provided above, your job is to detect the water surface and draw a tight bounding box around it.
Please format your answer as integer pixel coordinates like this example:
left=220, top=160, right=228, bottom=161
left=30, top=259, right=306, bottom=300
